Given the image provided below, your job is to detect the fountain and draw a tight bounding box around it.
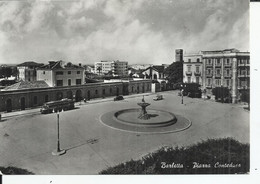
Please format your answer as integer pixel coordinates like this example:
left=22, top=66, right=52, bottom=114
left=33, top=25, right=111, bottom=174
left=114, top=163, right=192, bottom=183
left=137, top=96, right=151, bottom=120
left=100, top=95, right=192, bottom=134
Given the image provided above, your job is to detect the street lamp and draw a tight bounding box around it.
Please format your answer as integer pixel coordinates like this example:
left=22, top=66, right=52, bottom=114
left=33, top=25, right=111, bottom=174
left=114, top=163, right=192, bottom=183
left=52, top=108, right=66, bottom=156
left=180, top=84, right=184, bottom=104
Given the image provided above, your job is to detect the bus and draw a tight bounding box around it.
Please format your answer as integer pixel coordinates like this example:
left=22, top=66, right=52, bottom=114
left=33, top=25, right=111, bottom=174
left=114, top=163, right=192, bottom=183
left=40, top=98, right=75, bottom=114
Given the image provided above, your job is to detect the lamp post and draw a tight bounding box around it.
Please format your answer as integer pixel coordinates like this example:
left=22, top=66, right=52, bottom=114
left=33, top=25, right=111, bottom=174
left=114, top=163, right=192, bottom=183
left=52, top=108, right=66, bottom=156
left=180, top=84, right=184, bottom=104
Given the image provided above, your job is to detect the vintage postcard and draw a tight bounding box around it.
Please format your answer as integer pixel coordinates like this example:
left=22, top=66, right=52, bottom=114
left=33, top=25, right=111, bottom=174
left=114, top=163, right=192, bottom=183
left=0, top=0, right=253, bottom=179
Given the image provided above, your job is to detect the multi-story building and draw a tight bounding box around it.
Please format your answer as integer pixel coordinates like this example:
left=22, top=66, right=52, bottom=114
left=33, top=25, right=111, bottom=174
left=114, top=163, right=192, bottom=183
left=175, top=49, right=183, bottom=62
left=183, top=54, right=203, bottom=85
left=94, top=60, right=128, bottom=76
left=37, top=61, right=85, bottom=87
left=183, top=49, right=250, bottom=103
left=17, top=62, right=43, bottom=82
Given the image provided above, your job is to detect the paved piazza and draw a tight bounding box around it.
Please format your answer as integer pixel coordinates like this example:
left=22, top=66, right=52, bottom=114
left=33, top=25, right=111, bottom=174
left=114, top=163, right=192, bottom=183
left=0, top=91, right=249, bottom=174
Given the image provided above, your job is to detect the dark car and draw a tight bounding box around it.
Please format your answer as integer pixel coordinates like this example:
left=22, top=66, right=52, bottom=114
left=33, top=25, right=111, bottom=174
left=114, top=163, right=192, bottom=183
left=114, top=95, right=124, bottom=101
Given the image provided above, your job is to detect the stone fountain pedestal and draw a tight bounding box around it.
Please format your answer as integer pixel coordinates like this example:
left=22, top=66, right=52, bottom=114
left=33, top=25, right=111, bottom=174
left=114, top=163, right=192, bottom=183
left=137, top=102, right=151, bottom=120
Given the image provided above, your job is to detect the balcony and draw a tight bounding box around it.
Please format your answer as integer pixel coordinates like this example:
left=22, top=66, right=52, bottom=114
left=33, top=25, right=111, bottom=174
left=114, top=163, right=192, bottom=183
left=224, top=73, right=232, bottom=78
left=238, top=73, right=250, bottom=78
left=215, top=63, right=222, bottom=67
left=206, top=63, right=213, bottom=67
left=215, top=73, right=221, bottom=78
left=238, top=63, right=250, bottom=67
left=206, top=73, right=213, bottom=77
left=194, top=71, right=201, bottom=76
left=185, top=71, right=192, bottom=76
left=206, top=85, right=212, bottom=89
left=224, top=63, right=232, bottom=67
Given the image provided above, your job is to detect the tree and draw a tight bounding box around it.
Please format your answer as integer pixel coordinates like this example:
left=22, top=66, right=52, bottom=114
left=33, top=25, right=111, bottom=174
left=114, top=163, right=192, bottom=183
left=212, top=87, right=231, bottom=103
left=164, top=62, right=183, bottom=84
left=97, top=66, right=102, bottom=75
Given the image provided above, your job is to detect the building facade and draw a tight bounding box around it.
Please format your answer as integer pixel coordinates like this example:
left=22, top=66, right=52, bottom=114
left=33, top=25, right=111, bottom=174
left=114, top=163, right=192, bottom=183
left=17, top=62, right=43, bottom=82
left=183, top=49, right=250, bottom=103
left=0, top=80, right=151, bottom=112
left=183, top=54, right=203, bottom=85
left=94, top=60, right=128, bottom=76
left=142, top=65, right=165, bottom=80
left=37, top=61, right=85, bottom=87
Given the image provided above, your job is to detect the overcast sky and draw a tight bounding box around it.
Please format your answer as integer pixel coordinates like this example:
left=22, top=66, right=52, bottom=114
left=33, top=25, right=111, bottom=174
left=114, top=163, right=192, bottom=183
left=0, top=0, right=249, bottom=65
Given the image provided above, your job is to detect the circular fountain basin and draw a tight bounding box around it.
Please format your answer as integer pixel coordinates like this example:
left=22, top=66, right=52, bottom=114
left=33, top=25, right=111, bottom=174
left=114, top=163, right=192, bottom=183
left=100, top=108, right=192, bottom=134
left=114, top=109, right=177, bottom=127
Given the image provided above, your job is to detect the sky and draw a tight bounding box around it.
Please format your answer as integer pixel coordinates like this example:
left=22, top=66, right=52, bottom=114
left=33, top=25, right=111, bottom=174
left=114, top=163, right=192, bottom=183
left=0, top=0, right=249, bottom=65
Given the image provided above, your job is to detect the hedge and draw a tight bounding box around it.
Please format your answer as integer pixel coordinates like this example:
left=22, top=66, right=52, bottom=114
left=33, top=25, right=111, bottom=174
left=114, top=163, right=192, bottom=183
left=100, top=138, right=249, bottom=174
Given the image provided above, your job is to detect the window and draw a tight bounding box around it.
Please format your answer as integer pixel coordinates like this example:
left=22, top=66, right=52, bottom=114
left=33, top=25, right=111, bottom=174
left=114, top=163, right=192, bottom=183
left=132, top=86, right=134, bottom=92
left=68, top=71, right=71, bottom=74
left=187, top=77, right=191, bottom=83
left=76, top=79, right=81, bottom=85
left=208, top=59, right=211, bottom=64
left=56, top=80, right=63, bottom=86
left=188, top=59, right=191, bottom=62
left=226, top=59, right=230, bottom=65
left=207, top=69, right=211, bottom=75
left=196, top=66, right=200, bottom=73
left=77, top=71, right=80, bottom=74
left=215, top=79, right=221, bottom=86
left=56, top=71, right=63, bottom=75
left=217, top=59, right=221, bottom=64
left=110, top=88, right=112, bottom=94
left=197, top=58, right=200, bottom=62
left=207, top=78, right=211, bottom=85
left=68, top=79, right=71, bottom=86
left=43, top=71, right=45, bottom=74
left=187, top=66, right=191, bottom=72
left=226, top=80, right=230, bottom=87
left=226, top=69, right=230, bottom=76
left=95, top=89, right=98, bottom=94
left=103, top=89, right=105, bottom=95
left=216, top=69, right=220, bottom=75
left=33, top=96, right=37, bottom=105
left=196, top=77, right=199, bottom=83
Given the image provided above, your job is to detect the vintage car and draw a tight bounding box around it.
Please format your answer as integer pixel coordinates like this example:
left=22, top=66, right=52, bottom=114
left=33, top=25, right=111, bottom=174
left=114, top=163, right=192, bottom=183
left=114, top=95, right=124, bottom=101
left=153, top=94, right=163, bottom=101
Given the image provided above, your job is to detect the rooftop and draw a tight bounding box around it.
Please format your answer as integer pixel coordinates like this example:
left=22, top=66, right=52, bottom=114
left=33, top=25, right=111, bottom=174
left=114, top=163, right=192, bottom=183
left=3, top=81, right=49, bottom=91
left=17, top=61, right=44, bottom=67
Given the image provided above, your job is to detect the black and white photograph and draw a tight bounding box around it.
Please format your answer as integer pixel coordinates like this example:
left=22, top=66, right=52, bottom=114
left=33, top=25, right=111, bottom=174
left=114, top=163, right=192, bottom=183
left=0, top=0, right=255, bottom=180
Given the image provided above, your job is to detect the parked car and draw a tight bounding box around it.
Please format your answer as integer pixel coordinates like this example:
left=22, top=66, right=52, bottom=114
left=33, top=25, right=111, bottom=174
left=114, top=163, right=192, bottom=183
left=153, top=94, right=163, bottom=101
left=114, top=95, right=124, bottom=101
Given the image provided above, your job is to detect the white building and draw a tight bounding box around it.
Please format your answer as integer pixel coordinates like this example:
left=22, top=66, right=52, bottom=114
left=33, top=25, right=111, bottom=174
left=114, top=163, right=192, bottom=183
left=37, top=61, right=85, bottom=87
left=94, top=60, right=128, bottom=76
left=183, top=54, right=203, bottom=84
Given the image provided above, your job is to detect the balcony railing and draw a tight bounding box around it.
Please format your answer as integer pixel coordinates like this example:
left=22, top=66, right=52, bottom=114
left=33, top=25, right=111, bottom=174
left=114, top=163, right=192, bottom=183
left=206, top=73, right=213, bottom=77
left=185, top=71, right=192, bottom=76
left=206, top=63, right=213, bottom=67
left=224, top=73, right=232, bottom=78
left=238, top=73, right=250, bottom=77
left=238, top=63, right=250, bottom=67
left=215, top=73, right=221, bottom=78
left=215, top=63, right=222, bottom=67
left=194, top=71, right=201, bottom=76
left=224, top=63, right=232, bottom=67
